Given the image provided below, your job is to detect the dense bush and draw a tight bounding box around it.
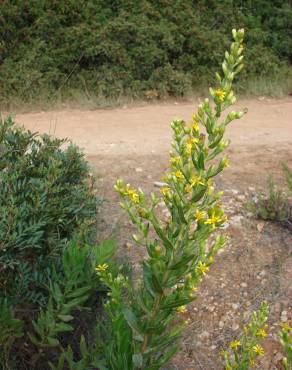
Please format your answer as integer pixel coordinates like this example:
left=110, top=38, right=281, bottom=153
left=0, top=117, right=114, bottom=369
left=0, top=0, right=291, bottom=107
left=0, top=116, right=98, bottom=305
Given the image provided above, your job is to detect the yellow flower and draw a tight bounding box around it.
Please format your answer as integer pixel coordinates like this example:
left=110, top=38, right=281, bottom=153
left=170, top=156, right=180, bottom=166
left=187, top=137, right=199, bottom=145
left=281, top=323, right=291, bottom=332
left=174, top=170, right=184, bottom=180
left=196, top=261, right=209, bottom=276
left=160, top=186, right=171, bottom=197
left=192, top=121, right=199, bottom=132
left=214, top=89, right=226, bottom=102
left=95, top=263, right=109, bottom=272
left=125, top=185, right=140, bottom=203
left=204, top=214, right=220, bottom=225
left=190, top=175, right=205, bottom=187
left=252, top=344, right=265, bottom=356
left=230, top=340, right=241, bottom=350
left=129, top=190, right=139, bottom=203
left=195, top=209, right=206, bottom=221
left=256, top=329, right=268, bottom=338
left=186, top=143, right=193, bottom=155
left=176, top=305, right=187, bottom=313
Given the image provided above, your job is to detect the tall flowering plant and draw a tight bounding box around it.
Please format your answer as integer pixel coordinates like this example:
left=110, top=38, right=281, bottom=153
left=97, top=29, right=246, bottom=369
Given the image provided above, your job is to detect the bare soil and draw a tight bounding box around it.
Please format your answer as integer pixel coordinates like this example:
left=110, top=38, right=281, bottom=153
left=16, top=97, right=292, bottom=369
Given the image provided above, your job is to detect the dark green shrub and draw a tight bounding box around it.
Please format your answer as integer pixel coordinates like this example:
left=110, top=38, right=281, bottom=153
left=0, top=116, right=98, bottom=305
left=0, top=0, right=291, bottom=107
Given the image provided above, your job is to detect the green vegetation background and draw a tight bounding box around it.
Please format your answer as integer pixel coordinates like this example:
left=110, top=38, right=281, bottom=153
left=1, top=0, right=291, bottom=109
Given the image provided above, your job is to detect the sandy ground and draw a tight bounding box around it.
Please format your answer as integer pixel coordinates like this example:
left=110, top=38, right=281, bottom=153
left=14, top=97, right=292, bottom=369
left=15, top=97, right=292, bottom=156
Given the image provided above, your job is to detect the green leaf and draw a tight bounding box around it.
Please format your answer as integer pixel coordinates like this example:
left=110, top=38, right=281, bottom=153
left=151, top=274, right=163, bottom=294
left=57, top=314, right=74, bottom=322
left=46, top=336, right=60, bottom=347
left=122, top=307, right=143, bottom=335
left=170, top=253, right=195, bottom=270
left=161, top=297, right=196, bottom=310
left=66, top=285, right=91, bottom=299
left=94, top=239, right=117, bottom=264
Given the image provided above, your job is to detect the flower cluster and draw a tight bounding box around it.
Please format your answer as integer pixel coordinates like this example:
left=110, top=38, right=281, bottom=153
left=222, top=301, right=269, bottom=369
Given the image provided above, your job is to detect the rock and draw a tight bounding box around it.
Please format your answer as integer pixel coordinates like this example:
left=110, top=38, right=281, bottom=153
left=232, top=303, right=239, bottom=310
left=232, top=323, right=239, bottom=331
left=231, top=189, right=239, bottom=195
left=248, top=186, right=255, bottom=192
left=135, top=167, right=143, bottom=172
left=219, top=321, right=224, bottom=329
left=281, top=311, right=288, bottom=322
left=241, top=282, right=248, bottom=288
left=257, top=222, right=265, bottom=232
left=229, top=215, right=244, bottom=227
left=236, top=194, right=246, bottom=201
left=154, top=181, right=168, bottom=188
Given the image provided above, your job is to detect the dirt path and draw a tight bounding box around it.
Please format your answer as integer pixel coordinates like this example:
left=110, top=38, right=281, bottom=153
left=16, top=97, right=292, bottom=156
left=14, top=98, right=292, bottom=369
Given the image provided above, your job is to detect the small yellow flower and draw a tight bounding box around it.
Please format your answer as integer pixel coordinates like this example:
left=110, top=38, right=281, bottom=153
left=170, top=156, right=180, bottom=166
left=176, top=305, right=187, bottom=313
left=256, top=329, right=268, bottom=338
left=252, top=344, right=265, bottom=356
left=187, top=137, right=199, bottom=145
left=281, top=323, right=291, bottom=332
left=129, top=190, right=139, bottom=203
left=191, top=286, right=198, bottom=292
left=195, top=209, right=206, bottom=221
left=186, top=143, right=193, bottom=155
left=160, top=186, right=171, bottom=196
left=192, top=120, right=199, bottom=132
left=214, top=89, right=226, bottom=102
left=230, top=340, right=241, bottom=350
left=196, top=261, right=209, bottom=276
left=95, top=263, right=109, bottom=272
left=174, top=170, right=184, bottom=180
left=204, top=214, right=220, bottom=225
left=125, top=185, right=140, bottom=203
left=190, top=175, right=205, bottom=187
